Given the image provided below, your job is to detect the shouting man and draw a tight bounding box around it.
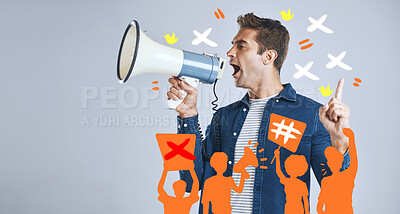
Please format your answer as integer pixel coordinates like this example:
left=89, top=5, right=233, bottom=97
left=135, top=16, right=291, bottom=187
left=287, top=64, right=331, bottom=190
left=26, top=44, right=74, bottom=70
left=168, top=13, right=351, bottom=213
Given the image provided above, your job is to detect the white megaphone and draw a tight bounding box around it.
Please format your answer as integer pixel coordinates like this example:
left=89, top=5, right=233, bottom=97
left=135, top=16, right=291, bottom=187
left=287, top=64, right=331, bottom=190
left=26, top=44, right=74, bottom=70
left=117, top=20, right=227, bottom=109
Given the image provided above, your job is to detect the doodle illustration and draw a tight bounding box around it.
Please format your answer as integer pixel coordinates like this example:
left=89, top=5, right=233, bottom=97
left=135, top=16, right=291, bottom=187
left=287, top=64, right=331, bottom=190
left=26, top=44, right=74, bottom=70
left=326, top=51, right=353, bottom=71
left=164, top=31, right=179, bottom=44
left=192, top=28, right=218, bottom=47
left=152, top=81, right=159, bottom=91
left=307, top=14, right=333, bottom=34
left=275, top=149, right=310, bottom=214
left=202, top=151, right=251, bottom=214
left=353, top=78, right=362, bottom=87
left=317, top=128, right=358, bottom=214
left=214, top=8, right=225, bottom=19
left=319, top=84, right=334, bottom=97
left=156, top=134, right=196, bottom=171
left=293, top=61, right=320, bottom=80
left=280, top=8, right=294, bottom=21
left=299, top=39, right=314, bottom=50
left=158, top=161, right=199, bottom=214
left=268, top=113, right=307, bottom=163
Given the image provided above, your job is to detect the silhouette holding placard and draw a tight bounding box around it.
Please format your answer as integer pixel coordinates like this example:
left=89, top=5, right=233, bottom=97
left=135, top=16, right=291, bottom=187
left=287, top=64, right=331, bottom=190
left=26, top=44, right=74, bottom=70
left=317, top=128, right=358, bottom=214
left=156, top=134, right=199, bottom=213
left=158, top=162, right=199, bottom=214
left=201, top=152, right=251, bottom=214
left=274, top=149, right=310, bottom=214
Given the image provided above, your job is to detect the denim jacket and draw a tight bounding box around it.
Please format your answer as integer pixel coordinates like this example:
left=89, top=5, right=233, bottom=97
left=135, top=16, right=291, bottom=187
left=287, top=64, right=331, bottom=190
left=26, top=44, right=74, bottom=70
left=178, top=83, right=350, bottom=214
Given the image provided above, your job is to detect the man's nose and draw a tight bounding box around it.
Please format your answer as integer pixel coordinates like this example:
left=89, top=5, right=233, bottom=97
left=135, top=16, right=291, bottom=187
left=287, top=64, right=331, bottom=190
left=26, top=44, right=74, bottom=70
left=227, top=47, right=235, bottom=58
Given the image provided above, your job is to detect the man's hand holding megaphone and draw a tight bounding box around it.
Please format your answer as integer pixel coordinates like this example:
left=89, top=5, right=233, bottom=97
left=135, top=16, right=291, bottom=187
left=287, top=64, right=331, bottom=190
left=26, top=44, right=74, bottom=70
left=168, top=77, right=199, bottom=119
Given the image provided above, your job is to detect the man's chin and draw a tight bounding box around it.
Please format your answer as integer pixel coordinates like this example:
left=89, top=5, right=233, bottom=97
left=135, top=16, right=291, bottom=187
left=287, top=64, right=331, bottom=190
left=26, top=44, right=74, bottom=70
left=234, top=81, right=245, bottom=88
left=234, top=79, right=240, bottom=87
left=234, top=78, right=247, bottom=88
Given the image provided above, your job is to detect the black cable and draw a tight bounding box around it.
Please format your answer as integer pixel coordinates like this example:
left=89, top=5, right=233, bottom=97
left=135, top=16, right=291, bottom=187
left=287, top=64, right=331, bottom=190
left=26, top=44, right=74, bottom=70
left=200, top=79, right=221, bottom=161
left=211, top=79, right=219, bottom=111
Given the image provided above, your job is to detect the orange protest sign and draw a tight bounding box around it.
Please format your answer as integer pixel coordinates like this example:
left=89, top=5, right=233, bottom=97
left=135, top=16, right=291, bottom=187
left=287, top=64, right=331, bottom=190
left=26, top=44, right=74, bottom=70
left=268, top=113, right=307, bottom=153
left=156, top=134, right=197, bottom=171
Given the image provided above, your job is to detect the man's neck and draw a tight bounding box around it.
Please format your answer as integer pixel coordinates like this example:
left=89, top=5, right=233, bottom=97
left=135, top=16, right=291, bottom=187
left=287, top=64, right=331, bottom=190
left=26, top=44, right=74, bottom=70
left=248, top=80, right=284, bottom=99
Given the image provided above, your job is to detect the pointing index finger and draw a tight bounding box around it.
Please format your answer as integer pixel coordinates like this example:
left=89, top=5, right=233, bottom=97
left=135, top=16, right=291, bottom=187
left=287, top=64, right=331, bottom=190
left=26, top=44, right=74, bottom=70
left=335, top=78, right=344, bottom=101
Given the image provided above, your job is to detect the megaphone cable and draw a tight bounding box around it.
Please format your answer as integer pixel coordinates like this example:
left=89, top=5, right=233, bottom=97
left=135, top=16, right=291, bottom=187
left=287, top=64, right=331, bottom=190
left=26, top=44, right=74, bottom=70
left=200, top=114, right=221, bottom=161
left=199, top=77, right=222, bottom=161
left=211, top=79, right=219, bottom=112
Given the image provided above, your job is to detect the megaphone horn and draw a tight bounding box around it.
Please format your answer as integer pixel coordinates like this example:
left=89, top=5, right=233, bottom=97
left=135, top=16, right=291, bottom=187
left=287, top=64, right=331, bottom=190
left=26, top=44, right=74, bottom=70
left=233, top=147, right=259, bottom=175
left=117, top=20, right=227, bottom=109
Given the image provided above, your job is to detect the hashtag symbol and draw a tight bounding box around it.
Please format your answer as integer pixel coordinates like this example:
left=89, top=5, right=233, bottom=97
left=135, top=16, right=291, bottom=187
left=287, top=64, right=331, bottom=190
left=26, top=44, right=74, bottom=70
left=271, top=119, right=302, bottom=144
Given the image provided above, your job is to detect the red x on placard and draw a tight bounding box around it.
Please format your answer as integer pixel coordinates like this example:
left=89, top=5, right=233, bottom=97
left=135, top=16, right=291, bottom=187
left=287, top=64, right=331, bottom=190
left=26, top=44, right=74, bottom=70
left=164, top=138, right=196, bottom=161
left=156, top=134, right=196, bottom=170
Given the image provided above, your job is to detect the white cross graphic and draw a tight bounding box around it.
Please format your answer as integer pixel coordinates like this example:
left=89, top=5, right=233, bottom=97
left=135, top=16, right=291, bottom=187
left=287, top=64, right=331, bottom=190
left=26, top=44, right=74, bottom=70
left=191, top=28, right=218, bottom=47
left=326, top=51, right=353, bottom=71
left=293, top=61, right=320, bottom=81
left=307, top=14, right=333, bottom=34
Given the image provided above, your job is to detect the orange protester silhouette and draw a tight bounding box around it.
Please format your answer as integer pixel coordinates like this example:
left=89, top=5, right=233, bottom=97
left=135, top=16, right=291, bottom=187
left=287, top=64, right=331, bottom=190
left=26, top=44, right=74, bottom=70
left=201, top=152, right=250, bottom=214
left=158, top=161, right=199, bottom=214
left=156, top=134, right=199, bottom=213
left=317, top=128, right=358, bottom=214
left=274, top=149, right=310, bottom=214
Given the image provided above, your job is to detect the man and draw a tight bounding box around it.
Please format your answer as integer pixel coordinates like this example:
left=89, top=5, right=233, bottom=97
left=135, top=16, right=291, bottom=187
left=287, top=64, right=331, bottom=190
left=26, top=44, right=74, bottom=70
left=167, top=13, right=351, bottom=213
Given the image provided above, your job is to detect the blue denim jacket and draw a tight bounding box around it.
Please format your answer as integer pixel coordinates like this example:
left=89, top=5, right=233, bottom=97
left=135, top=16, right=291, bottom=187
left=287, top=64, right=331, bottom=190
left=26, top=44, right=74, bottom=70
left=178, top=83, right=350, bottom=214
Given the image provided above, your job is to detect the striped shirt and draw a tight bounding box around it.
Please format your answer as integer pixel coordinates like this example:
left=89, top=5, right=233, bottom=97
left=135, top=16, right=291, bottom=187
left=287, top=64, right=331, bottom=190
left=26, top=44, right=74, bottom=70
left=230, top=94, right=277, bottom=213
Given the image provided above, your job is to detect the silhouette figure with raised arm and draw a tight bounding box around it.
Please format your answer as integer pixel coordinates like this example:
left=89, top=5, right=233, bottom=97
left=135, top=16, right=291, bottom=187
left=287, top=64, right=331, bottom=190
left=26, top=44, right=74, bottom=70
left=317, top=128, right=358, bottom=214
left=158, top=161, right=199, bottom=214
left=201, top=152, right=250, bottom=214
left=274, top=149, right=310, bottom=214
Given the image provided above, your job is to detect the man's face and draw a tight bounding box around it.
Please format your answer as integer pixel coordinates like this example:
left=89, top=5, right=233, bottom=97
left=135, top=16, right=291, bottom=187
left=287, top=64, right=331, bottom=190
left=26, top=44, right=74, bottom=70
left=227, top=28, right=265, bottom=89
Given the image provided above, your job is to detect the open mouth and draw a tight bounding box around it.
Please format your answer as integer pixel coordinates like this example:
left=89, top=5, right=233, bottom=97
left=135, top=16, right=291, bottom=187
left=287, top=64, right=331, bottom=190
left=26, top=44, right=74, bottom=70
left=231, top=63, right=241, bottom=76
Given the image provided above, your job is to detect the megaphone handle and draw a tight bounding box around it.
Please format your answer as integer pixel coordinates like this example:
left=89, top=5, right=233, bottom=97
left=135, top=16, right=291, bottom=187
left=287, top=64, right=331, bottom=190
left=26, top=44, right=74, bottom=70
left=242, top=170, right=250, bottom=179
left=270, top=145, right=282, bottom=164
left=168, top=76, right=199, bottom=110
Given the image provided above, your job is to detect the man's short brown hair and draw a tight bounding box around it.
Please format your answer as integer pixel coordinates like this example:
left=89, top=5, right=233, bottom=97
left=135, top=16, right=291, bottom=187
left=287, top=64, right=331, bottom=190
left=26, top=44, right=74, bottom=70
left=237, top=13, right=290, bottom=72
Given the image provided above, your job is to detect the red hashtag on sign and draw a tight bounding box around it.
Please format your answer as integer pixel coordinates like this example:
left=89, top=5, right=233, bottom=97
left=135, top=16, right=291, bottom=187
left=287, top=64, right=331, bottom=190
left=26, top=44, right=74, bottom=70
left=164, top=138, right=196, bottom=161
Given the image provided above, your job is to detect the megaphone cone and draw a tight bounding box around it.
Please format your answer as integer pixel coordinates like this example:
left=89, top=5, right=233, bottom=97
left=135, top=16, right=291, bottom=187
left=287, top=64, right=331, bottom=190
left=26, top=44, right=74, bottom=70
left=117, top=20, right=227, bottom=109
left=117, top=20, right=184, bottom=83
left=117, top=20, right=226, bottom=84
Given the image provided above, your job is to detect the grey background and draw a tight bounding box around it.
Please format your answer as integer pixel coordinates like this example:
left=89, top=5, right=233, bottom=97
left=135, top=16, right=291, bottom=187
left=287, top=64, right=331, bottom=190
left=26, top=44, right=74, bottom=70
left=1, top=0, right=399, bottom=213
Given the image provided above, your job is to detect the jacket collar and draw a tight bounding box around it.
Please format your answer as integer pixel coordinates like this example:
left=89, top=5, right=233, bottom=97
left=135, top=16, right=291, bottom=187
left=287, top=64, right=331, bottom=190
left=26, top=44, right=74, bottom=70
left=234, top=83, right=297, bottom=108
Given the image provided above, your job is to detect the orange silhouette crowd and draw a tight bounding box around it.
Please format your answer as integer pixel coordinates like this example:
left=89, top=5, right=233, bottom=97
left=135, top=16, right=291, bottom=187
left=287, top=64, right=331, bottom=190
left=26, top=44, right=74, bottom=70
left=156, top=128, right=357, bottom=213
left=274, top=127, right=357, bottom=214
left=157, top=145, right=254, bottom=214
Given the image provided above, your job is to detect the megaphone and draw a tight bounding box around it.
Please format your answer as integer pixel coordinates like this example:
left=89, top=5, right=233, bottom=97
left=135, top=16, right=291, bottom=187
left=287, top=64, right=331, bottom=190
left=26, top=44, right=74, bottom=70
left=233, top=147, right=259, bottom=178
left=117, top=20, right=227, bottom=109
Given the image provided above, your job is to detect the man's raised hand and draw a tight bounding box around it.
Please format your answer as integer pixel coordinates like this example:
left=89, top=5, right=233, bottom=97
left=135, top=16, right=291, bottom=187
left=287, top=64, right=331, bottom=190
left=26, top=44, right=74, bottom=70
left=319, top=78, right=350, bottom=152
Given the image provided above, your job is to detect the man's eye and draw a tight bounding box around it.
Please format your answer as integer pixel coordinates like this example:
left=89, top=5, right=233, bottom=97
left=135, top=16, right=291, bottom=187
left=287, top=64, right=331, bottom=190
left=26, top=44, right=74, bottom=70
left=238, top=45, right=244, bottom=49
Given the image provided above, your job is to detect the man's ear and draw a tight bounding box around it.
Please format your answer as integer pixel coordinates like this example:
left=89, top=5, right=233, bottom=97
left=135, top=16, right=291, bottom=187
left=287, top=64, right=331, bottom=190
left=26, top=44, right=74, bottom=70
left=262, top=49, right=278, bottom=65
